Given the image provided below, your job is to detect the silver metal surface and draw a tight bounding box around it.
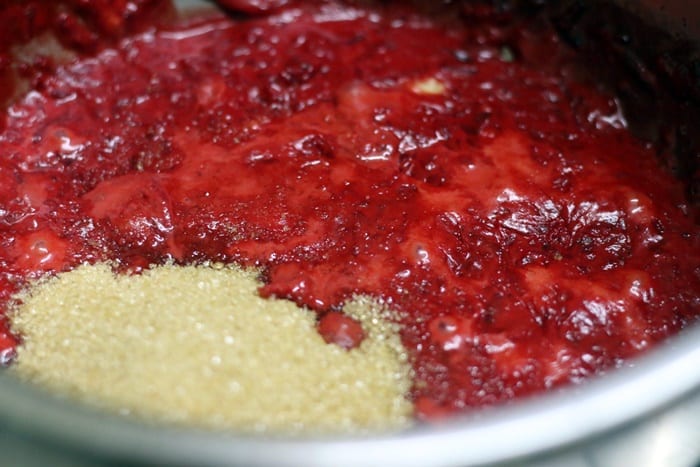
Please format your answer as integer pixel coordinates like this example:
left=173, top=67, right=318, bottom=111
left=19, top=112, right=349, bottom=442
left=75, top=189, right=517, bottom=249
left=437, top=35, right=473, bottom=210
left=616, top=0, right=700, bottom=40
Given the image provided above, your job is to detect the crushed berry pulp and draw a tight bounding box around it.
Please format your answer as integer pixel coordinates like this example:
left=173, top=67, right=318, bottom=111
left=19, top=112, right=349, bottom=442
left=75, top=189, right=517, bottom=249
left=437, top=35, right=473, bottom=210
left=0, top=0, right=698, bottom=420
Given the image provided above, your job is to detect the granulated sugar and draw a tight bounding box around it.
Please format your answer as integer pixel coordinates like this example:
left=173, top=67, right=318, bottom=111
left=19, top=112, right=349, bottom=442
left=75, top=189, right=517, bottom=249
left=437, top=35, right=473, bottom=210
left=9, top=263, right=413, bottom=433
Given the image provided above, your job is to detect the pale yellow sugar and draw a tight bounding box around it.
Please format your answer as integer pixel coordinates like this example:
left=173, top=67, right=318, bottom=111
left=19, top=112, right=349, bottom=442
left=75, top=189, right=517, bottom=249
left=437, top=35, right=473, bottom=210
left=410, top=77, right=447, bottom=95
left=9, top=263, right=414, bottom=434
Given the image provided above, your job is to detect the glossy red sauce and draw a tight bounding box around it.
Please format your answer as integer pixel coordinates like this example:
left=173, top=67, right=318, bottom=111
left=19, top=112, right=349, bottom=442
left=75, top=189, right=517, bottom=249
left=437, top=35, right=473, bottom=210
left=0, top=1, right=698, bottom=419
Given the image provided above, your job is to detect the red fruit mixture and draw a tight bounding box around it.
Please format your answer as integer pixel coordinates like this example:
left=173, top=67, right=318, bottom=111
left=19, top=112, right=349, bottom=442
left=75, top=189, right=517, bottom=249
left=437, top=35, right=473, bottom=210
left=0, top=0, right=698, bottom=420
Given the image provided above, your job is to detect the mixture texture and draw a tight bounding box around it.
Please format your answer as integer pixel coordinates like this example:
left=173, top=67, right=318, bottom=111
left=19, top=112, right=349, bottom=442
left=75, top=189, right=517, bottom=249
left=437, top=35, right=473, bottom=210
left=0, top=0, right=698, bottom=426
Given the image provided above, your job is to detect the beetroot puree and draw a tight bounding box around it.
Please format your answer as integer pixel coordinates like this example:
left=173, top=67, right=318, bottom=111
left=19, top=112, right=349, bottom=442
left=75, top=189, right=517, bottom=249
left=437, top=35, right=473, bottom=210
left=0, top=1, right=698, bottom=419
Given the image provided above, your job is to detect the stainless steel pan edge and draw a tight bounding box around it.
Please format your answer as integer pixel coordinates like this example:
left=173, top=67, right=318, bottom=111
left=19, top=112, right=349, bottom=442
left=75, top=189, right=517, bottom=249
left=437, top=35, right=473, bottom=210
left=616, top=0, right=700, bottom=40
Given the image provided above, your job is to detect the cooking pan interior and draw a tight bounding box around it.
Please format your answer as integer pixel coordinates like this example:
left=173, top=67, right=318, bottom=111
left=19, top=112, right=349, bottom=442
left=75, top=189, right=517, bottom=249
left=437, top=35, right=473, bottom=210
left=0, top=1, right=698, bottom=466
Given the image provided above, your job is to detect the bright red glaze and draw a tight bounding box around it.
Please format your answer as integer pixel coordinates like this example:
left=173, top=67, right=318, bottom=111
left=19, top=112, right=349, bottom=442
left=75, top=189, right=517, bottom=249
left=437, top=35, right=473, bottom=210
left=317, top=311, right=365, bottom=350
left=0, top=2, right=698, bottom=419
